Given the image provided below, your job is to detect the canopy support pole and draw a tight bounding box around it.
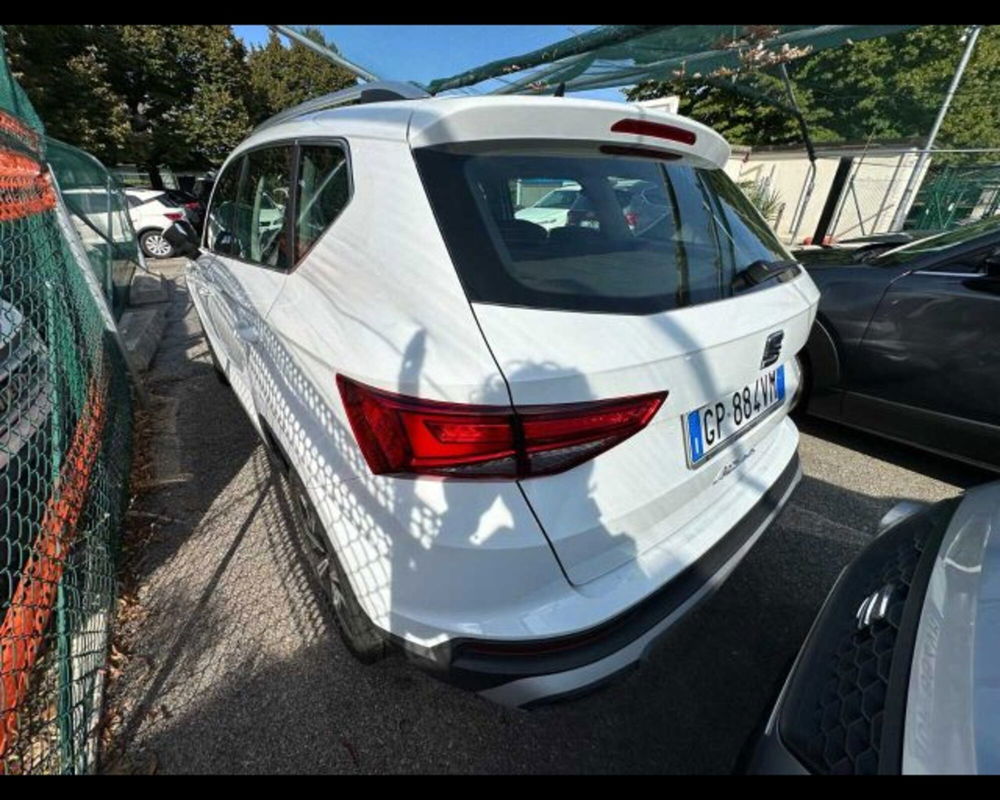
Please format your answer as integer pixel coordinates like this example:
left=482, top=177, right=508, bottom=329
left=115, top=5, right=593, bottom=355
left=889, top=24, right=982, bottom=231
left=780, top=63, right=818, bottom=245
left=269, top=24, right=380, bottom=83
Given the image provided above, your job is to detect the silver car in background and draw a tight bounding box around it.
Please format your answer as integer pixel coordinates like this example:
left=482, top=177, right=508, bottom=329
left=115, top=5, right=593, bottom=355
left=750, top=484, right=1000, bottom=774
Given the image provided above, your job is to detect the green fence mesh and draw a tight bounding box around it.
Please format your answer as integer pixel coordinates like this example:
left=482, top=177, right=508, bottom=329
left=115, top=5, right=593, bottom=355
left=0, top=29, right=133, bottom=774
left=907, top=159, right=1000, bottom=231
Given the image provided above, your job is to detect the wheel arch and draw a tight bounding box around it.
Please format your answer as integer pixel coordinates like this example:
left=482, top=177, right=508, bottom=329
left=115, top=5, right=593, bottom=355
left=804, top=315, right=841, bottom=392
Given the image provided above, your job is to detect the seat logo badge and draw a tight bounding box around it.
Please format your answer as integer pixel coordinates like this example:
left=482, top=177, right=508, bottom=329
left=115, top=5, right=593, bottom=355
left=761, top=330, right=784, bottom=369
left=856, top=584, right=895, bottom=630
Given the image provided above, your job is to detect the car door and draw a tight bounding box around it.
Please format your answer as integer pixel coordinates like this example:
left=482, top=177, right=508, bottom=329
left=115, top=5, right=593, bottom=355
left=845, top=241, right=1000, bottom=466
left=195, top=144, right=295, bottom=417
left=192, top=156, right=244, bottom=389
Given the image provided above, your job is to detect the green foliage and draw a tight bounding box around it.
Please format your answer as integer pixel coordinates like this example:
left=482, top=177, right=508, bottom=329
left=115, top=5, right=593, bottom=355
left=111, top=25, right=253, bottom=172
left=246, top=28, right=357, bottom=125
left=738, top=177, right=785, bottom=224
left=3, top=25, right=357, bottom=173
left=627, top=26, right=1000, bottom=155
left=4, top=26, right=132, bottom=162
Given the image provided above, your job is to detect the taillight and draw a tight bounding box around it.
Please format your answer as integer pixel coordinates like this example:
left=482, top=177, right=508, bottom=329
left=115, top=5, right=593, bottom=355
left=624, top=210, right=638, bottom=230
left=165, top=212, right=184, bottom=221
left=337, top=375, right=666, bottom=480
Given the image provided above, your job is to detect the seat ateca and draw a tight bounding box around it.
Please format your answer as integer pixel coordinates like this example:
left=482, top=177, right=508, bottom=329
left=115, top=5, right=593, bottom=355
left=170, top=83, right=820, bottom=706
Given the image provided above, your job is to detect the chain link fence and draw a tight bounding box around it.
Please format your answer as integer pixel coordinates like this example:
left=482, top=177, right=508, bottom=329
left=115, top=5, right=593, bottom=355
left=905, top=158, right=1000, bottom=232
left=0, top=29, right=134, bottom=774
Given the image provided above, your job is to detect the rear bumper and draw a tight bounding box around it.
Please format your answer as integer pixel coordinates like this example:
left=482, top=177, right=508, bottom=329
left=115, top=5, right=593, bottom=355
left=398, top=451, right=802, bottom=707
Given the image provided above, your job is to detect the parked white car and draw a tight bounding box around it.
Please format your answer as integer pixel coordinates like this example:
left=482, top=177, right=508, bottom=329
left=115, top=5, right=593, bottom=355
left=514, top=183, right=585, bottom=230
left=124, top=188, right=188, bottom=258
left=173, top=85, right=819, bottom=707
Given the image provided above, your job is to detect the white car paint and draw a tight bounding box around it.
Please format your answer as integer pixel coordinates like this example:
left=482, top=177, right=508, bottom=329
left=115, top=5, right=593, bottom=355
left=125, top=188, right=188, bottom=257
left=188, top=93, right=818, bottom=705
left=514, top=185, right=582, bottom=231
left=903, top=482, right=1000, bottom=774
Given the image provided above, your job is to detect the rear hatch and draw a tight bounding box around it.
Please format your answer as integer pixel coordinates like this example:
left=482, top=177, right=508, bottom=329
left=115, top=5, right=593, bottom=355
left=412, top=101, right=817, bottom=585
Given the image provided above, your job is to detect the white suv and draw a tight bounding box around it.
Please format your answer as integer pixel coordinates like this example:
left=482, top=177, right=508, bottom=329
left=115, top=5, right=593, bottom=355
left=173, top=85, right=819, bottom=707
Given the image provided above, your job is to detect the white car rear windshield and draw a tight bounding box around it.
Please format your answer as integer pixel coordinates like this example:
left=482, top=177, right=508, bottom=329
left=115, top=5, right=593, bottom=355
left=415, top=145, right=791, bottom=314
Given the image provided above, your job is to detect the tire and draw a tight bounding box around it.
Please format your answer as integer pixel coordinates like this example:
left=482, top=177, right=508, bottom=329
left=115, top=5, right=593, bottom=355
left=140, top=229, right=175, bottom=259
left=288, top=469, right=388, bottom=663
left=788, top=353, right=809, bottom=417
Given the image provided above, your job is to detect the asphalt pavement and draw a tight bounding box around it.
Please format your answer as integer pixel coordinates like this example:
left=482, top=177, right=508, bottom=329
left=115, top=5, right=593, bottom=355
left=102, top=257, right=993, bottom=774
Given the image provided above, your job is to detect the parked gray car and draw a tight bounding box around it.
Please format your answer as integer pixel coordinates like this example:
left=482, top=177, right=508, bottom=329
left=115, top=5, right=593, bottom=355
left=749, top=484, right=1000, bottom=774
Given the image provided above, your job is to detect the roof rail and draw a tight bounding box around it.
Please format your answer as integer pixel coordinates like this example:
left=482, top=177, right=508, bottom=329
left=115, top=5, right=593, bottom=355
left=252, top=81, right=431, bottom=135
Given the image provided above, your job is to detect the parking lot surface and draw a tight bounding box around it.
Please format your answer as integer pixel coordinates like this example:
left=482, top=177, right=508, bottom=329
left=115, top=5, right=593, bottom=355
left=104, top=258, right=992, bottom=774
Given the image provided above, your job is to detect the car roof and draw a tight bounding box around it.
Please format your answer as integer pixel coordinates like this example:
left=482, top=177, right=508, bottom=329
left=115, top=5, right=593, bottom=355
left=233, top=95, right=729, bottom=171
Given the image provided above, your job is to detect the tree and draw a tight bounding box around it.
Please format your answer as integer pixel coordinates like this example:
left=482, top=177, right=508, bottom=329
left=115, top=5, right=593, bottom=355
left=108, top=25, right=253, bottom=184
left=246, top=27, right=357, bottom=125
left=629, top=72, right=802, bottom=147
left=626, top=26, right=1000, bottom=157
left=3, top=25, right=132, bottom=164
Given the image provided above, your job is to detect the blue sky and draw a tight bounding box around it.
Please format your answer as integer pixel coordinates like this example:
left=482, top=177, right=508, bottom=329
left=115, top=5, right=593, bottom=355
left=232, top=25, right=628, bottom=102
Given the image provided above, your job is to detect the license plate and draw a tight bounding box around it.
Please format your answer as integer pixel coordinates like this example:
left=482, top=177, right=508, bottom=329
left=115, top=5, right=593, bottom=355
left=685, top=365, right=785, bottom=467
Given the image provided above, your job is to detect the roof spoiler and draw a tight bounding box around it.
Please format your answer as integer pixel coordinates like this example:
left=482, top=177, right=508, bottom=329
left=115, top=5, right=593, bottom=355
left=251, top=80, right=430, bottom=136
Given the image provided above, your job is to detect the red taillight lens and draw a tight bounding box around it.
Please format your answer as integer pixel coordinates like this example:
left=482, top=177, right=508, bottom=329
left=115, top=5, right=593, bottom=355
left=337, top=375, right=666, bottom=480
left=610, top=118, right=697, bottom=146
left=165, top=212, right=184, bottom=221
left=624, top=211, right=638, bottom=230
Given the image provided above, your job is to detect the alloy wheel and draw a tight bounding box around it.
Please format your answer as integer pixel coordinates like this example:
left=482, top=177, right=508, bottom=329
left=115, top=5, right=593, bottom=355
left=143, top=233, right=173, bottom=258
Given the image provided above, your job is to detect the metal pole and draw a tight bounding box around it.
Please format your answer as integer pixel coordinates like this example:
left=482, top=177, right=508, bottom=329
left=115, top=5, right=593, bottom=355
left=269, top=24, right=379, bottom=83
left=890, top=24, right=982, bottom=230
left=780, top=63, right=818, bottom=244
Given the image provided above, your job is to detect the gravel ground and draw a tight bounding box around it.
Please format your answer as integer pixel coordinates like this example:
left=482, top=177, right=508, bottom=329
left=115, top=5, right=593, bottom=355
left=103, top=258, right=993, bottom=774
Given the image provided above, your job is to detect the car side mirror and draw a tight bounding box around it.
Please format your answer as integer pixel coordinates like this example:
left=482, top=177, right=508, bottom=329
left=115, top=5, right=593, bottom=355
left=213, top=231, right=241, bottom=258
left=164, top=220, right=201, bottom=258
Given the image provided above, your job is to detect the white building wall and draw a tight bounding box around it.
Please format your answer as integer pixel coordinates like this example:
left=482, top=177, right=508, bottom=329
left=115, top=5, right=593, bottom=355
left=725, top=146, right=930, bottom=244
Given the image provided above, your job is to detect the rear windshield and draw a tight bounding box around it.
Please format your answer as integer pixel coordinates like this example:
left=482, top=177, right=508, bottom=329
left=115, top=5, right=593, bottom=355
left=414, top=145, right=791, bottom=314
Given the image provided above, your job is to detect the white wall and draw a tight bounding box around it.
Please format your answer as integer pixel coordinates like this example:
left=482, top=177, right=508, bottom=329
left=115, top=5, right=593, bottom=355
left=725, top=147, right=930, bottom=244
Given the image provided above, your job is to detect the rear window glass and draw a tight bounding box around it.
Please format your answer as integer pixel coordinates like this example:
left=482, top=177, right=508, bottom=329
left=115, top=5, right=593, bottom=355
left=414, top=146, right=791, bottom=314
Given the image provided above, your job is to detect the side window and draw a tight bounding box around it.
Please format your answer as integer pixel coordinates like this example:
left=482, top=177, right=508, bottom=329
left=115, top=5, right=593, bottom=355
left=238, top=146, right=294, bottom=269
left=206, top=156, right=244, bottom=252
left=294, top=144, right=350, bottom=262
